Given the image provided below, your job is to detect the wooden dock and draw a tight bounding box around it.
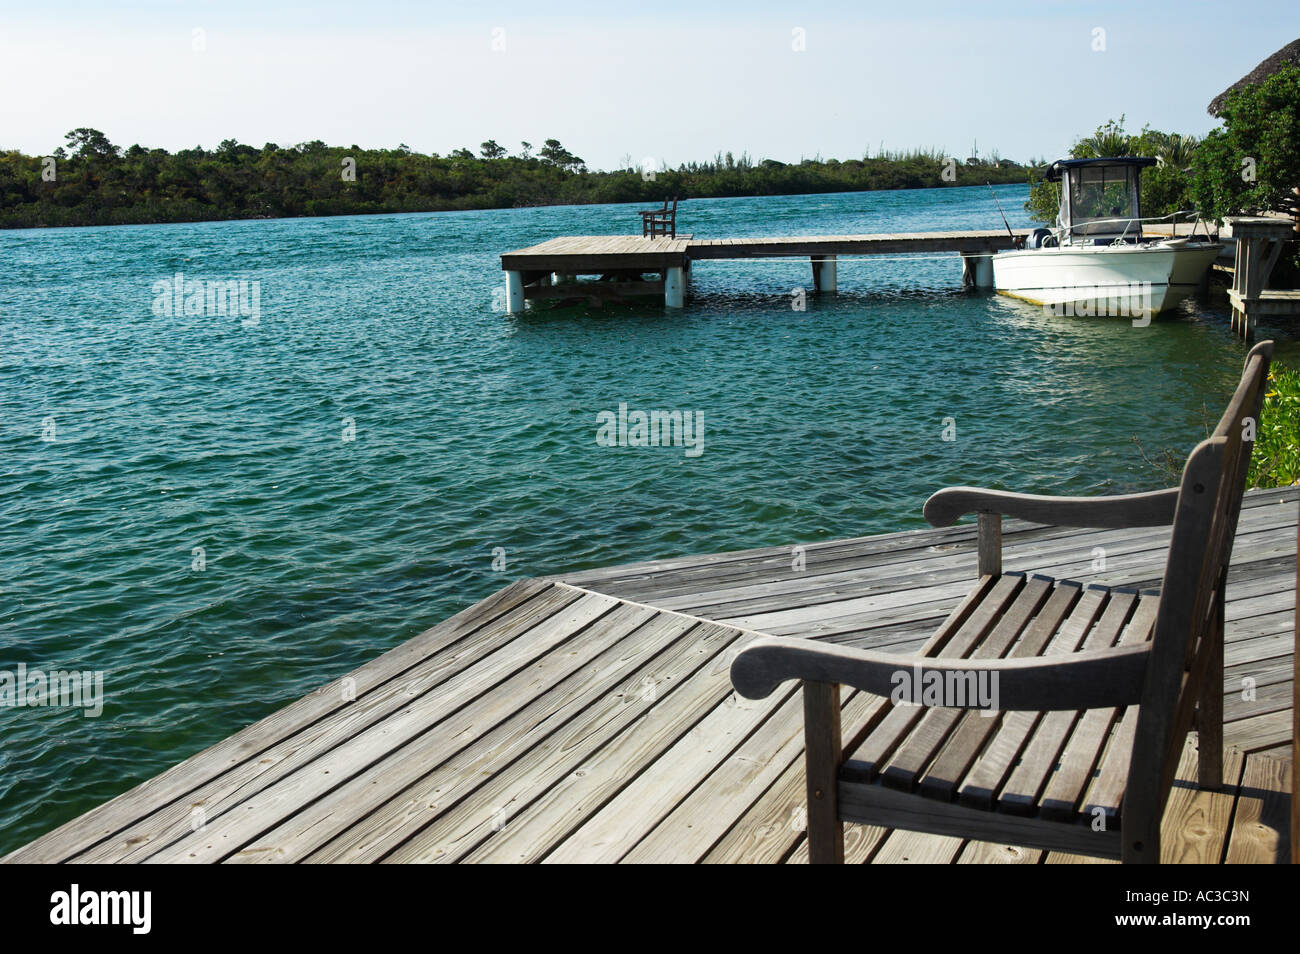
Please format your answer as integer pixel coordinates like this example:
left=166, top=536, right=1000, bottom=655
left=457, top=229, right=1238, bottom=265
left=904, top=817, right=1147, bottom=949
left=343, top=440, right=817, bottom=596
left=1225, top=216, right=1300, bottom=340
left=5, top=487, right=1293, bottom=864
left=500, top=230, right=1028, bottom=310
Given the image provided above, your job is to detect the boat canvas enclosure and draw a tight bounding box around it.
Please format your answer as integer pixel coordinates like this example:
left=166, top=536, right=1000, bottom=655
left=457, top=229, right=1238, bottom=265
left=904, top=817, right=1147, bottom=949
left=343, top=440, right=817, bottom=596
left=1046, top=157, right=1157, bottom=245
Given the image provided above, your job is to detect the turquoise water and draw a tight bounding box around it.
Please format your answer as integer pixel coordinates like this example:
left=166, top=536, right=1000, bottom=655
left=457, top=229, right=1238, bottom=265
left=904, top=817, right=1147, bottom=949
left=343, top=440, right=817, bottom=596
left=0, top=184, right=1283, bottom=853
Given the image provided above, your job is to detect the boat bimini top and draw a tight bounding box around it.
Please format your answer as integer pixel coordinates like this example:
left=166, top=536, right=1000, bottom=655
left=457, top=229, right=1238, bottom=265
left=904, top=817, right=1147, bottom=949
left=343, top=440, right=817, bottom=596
left=1044, top=157, right=1158, bottom=247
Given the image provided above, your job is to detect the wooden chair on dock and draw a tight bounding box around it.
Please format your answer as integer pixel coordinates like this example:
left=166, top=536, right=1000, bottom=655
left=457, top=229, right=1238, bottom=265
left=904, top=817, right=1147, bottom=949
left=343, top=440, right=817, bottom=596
left=640, top=197, right=679, bottom=238
left=731, top=341, right=1274, bottom=863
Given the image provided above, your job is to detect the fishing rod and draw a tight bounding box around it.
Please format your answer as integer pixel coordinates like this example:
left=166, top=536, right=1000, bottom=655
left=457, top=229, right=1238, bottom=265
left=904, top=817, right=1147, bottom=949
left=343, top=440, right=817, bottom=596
left=987, top=181, right=1014, bottom=239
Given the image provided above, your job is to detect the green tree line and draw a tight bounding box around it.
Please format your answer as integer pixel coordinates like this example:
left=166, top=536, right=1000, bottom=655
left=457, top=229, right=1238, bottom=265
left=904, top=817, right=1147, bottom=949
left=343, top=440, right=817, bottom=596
left=0, top=131, right=1029, bottom=229
left=1023, top=117, right=1206, bottom=226
left=1024, top=63, right=1300, bottom=235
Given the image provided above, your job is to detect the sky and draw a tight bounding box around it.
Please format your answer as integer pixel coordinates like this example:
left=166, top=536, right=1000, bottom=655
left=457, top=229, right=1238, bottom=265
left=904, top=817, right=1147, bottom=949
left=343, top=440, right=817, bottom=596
left=2, top=0, right=1298, bottom=169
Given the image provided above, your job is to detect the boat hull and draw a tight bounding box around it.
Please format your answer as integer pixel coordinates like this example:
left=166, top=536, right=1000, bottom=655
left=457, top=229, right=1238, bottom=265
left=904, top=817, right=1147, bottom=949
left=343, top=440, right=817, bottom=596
left=993, top=242, right=1222, bottom=317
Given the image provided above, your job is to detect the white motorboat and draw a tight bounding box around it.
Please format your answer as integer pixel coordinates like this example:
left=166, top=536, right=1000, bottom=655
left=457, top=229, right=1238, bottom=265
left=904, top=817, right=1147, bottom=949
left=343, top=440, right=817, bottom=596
left=994, top=157, right=1223, bottom=319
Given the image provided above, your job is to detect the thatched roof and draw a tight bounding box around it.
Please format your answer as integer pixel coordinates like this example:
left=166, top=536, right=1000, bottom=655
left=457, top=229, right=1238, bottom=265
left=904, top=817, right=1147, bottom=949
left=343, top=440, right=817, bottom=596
left=1208, top=39, right=1300, bottom=116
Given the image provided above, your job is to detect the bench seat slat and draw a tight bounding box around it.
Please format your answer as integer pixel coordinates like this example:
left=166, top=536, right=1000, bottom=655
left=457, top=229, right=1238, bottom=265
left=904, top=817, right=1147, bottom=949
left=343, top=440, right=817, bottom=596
left=840, top=580, right=1166, bottom=828
left=1068, top=596, right=1169, bottom=824
left=1035, top=594, right=1161, bottom=821
left=840, top=575, right=1026, bottom=783
left=915, top=581, right=1085, bottom=800
left=992, top=591, right=1144, bottom=816
left=953, top=586, right=1108, bottom=807
left=879, top=577, right=1054, bottom=791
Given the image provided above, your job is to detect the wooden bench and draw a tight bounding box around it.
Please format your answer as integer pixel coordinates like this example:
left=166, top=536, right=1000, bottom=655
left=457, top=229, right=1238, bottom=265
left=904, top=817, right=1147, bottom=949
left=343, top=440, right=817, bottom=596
left=731, top=341, right=1275, bottom=863
left=640, top=197, right=679, bottom=238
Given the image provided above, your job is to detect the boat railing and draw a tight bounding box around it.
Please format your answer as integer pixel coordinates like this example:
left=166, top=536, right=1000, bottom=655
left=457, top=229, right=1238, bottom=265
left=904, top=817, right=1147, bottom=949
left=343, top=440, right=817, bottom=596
left=1050, top=210, right=1213, bottom=246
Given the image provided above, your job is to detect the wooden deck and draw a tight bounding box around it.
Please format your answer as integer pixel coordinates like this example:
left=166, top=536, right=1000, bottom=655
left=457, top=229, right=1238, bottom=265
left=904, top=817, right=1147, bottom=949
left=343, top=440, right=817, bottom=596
left=684, top=230, right=1029, bottom=260
left=500, top=230, right=1028, bottom=272
left=500, top=235, right=693, bottom=273
left=496, top=232, right=1024, bottom=270
left=1230, top=289, right=1300, bottom=317
left=5, top=487, right=1293, bottom=864
left=1225, top=217, right=1300, bottom=340
left=498, top=229, right=1028, bottom=309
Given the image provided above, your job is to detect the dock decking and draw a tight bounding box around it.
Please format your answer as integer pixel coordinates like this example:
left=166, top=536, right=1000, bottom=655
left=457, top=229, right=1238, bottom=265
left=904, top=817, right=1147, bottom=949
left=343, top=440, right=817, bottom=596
left=499, top=229, right=1028, bottom=309
left=5, top=487, right=1294, bottom=864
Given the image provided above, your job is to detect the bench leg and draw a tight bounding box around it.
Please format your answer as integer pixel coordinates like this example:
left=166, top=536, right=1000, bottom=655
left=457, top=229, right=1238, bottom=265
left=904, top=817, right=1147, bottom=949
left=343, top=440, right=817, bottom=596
left=1121, top=824, right=1160, bottom=864
left=1197, top=584, right=1226, bottom=788
left=803, top=681, right=844, bottom=863
left=977, top=512, right=1002, bottom=577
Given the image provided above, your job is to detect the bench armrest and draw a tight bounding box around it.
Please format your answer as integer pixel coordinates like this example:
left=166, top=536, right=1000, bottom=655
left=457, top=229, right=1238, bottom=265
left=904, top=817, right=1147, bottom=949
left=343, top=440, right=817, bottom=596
left=923, top=486, right=1179, bottom=530
left=730, top=636, right=1148, bottom=711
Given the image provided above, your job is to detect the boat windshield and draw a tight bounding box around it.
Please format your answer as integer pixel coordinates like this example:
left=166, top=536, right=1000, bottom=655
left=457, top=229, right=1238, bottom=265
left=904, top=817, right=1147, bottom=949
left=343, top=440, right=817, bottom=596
left=1058, top=164, right=1142, bottom=243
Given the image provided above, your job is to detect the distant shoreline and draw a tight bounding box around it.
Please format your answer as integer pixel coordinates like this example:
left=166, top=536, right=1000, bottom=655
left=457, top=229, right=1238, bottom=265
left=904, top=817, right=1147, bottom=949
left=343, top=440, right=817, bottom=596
left=0, top=180, right=1032, bottom=234
left=1, top=134, right=1035, bottom=231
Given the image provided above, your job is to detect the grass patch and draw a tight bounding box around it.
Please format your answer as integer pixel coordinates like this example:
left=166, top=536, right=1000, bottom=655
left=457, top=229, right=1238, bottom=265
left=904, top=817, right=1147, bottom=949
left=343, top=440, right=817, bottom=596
left=1247, top=364, right=1300, bottom=488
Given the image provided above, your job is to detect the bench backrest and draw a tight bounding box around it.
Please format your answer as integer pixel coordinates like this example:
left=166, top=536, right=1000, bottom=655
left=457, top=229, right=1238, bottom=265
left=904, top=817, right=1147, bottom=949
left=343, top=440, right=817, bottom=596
left=1125, top=340, right=1274, bottom=851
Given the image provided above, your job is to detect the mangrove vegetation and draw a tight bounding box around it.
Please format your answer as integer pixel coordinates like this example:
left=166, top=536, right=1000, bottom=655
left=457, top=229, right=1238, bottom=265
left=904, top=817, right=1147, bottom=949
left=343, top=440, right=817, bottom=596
left=0, top=133, right=1029, bottom=229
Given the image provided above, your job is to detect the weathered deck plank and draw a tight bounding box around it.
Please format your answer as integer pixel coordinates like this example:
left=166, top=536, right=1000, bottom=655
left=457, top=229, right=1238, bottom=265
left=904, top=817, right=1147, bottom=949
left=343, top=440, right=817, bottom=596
left=230, top=602, right=675, bottom=862
left=1, top=577, right=554, bottom=864
left=1224, top=751, right=1291, bottom=863
left=4, top=488, right=1292, bottom=864
left=500, top=230, right=1029, bottom=274
left=309, top=612, right=719, bottom=863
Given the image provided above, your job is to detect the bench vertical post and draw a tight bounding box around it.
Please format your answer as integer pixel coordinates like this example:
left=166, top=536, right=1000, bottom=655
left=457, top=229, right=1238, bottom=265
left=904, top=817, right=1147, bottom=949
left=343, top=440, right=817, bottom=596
left=803, top=681, right=844, bottom=863
left=977, top=512, right=1002, bottom=576
left=1196, top=577, right=1226, bottom=787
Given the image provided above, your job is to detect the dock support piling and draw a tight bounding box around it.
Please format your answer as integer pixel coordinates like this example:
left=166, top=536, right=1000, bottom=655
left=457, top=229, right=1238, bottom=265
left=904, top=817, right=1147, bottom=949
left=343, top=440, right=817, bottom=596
left=961, top=253, right=995, bottom=290
left=665, top=266, right=686, bottom=308
left=505, top=270, right=525, bottom=313
left=811, top=256, right=838, bottom=293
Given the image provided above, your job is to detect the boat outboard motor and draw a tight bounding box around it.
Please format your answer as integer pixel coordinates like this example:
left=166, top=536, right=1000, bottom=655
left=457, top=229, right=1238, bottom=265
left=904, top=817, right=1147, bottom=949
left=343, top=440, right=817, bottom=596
left=1026, top=228, right=1053, bottom=249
